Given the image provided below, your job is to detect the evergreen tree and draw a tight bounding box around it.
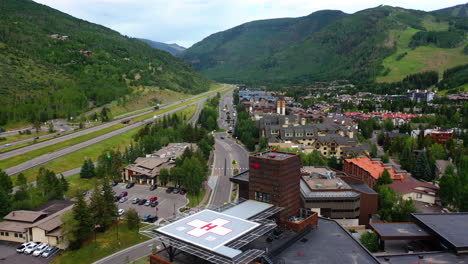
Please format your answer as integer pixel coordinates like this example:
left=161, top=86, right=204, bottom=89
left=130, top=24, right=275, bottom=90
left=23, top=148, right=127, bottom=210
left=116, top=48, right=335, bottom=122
left=399, top=145, right=414, bottom=172
left=36, top=168, right=65, bottom=200
left=360, top=231, right=379, bottom=252
left=65, top=193, right=93, bottom=249
left=377, top=169, right=393, bottom=185
left=413, top=151, right=433, bottom=181
left=100, top=180, right=118, bottom=229
left=0, top=190, right=11, bottom=217
left=0, top=168, right=13, bottom=194
left=371, top=143, right=378, bottom=158
left=89, top=186, right=105, bottom=232
left=60, top=174, right=69, bottom=193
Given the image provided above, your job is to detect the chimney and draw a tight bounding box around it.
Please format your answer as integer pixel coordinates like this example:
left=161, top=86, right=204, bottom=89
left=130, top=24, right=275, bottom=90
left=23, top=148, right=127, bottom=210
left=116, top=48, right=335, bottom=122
left=301, top=118, right=306, bottom=126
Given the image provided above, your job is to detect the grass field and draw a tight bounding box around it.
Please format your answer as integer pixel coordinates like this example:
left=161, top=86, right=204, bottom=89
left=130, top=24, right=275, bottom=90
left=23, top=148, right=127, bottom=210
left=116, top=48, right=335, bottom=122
left=0, top=123, right=126, bottom=169
left=437, top=83, right=468, bottom=96
left=378, top=27, right=468, bottom=83
left=14, top=104, right=198, bottom=184
left=0, top=131, right=50, bottom=144
left=51, top=222, right=150, bottom=264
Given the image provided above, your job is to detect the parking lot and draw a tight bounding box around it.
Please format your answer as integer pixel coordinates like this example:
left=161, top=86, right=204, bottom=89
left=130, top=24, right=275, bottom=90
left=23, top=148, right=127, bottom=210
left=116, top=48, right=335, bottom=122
left=0, top=241, right=58, bottom=264
left=113, top=184, right=187, bottom=221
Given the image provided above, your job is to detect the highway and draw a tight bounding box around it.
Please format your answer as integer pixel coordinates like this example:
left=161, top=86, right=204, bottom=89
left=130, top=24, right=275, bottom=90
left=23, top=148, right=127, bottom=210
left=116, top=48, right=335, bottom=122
left=4, top=86, right=230, bottom=176
left=0, top=85, right=227, bottom=161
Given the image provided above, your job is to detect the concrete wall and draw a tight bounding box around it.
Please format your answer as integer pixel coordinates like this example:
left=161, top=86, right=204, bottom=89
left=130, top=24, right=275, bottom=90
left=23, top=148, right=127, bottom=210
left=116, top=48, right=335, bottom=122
left=0, top=231, right=27, bottom=243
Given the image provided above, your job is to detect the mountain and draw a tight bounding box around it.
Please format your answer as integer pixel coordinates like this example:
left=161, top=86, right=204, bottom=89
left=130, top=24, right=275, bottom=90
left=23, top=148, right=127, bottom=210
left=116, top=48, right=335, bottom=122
left=181, top=6, right=468, bottom=85
left=138, top=39, right=186, bottom=56
left=433, top=3, right=468, bottom=17
left=0, top=0, right=209, bottom=125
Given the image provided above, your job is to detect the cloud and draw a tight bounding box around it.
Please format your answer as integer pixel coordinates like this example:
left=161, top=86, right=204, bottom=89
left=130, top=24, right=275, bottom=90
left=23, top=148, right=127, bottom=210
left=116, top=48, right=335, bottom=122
left=34, top=0, right=466, bottom=47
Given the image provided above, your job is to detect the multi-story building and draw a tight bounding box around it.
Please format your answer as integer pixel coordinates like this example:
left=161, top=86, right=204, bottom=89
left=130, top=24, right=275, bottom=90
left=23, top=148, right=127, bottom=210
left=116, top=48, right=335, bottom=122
left=407, top=89, right=435, bottom=103
left=300, top=167, right=378, bottom=226
left=257, top=114, right=370, bottom=159
left=343, top=158, right=409, bottom=188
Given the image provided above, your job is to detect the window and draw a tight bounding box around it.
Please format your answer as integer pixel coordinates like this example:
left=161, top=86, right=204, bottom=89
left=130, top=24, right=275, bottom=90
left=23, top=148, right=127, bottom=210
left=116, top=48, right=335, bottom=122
left=296, top=133, right=303, bottom=137
left=0, top=232, right=9, bottom=237
left=14, top=233, right=23, bottom=238
left=255, top=192, right=272, bottom=203
left=306, top=132, right=314, bottom=137
left=416, top=193, right=422, bottom=199
left=285, top=133, right=293, bottom=137
left=271, top=130, right=279, bottom=135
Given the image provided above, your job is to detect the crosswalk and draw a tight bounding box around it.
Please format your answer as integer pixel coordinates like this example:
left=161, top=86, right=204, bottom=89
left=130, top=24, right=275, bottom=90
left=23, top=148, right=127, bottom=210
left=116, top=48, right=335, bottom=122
left=211, top=167, right=248, bottom=171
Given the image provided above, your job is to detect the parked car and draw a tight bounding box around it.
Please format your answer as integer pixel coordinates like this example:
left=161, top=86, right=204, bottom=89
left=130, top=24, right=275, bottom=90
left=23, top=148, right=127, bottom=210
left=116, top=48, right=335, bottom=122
left=41, top=246, right=58, bottom=258
left=118, top=209, right=125, bottom=216
left=33, top=243, right=48, bottom=256
left=146, top=215, right=158, bottom=223
left=138, top=199, right=147, bottom=205
left=111, top=181, right=118, bottom=187
left=149, top=196, right=158, bottom=202
left=126, top=182, right=135, bottom=189
left=143, top=214, right=151, bottom=222
left=24, top=243, right=39, bottom=254
left=119, top=191, right=128, bottom=197
left=114, top=196, right=121, bottom=202
left=149, top=184, right=157, bottom=191
left=166, top=187, right=174, bottom=193
left=179, top=189, right=187, bottom=195
left=172, top=188, right=180, bottom=194
left=145, top=200, right=151, bottom=206
left=16, top=242, right=35, bottom=253
left=150, top=201, right=158, bottom=207
left=220, top=136, right=225, bottom=139
left=132, top=198, right=140, bottom=204
left=119, top=197, right=128, bottom=203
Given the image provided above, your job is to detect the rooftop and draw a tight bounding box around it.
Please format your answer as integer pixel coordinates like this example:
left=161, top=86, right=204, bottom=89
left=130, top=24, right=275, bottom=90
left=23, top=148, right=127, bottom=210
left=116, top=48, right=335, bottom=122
left=345, top=158, right=407, bottom=180
left=370, top=223, right=433, bottom=240
left=388, top=181, right=438, bottom=196
left=3, top=210, right=48, bottom=223
left=272, top=218, right=380, bottom=264
left=300, top=179, right=359, bottom=199
left=377, top=252, right=468, bottom=264
left=254, top=151, right=297, bottom=160
left=412, top=213, right=468, bottom=252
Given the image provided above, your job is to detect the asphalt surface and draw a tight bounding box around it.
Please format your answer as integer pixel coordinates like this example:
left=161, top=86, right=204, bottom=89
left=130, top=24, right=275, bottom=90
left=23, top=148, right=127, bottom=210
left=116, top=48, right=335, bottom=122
left=209, top=91, right=249, bottom=206
left=189, top=101, right=204, bottom=125
left=0, top=85, right=226, bottom=162
left=4, top=86, right=229, bottom=176
left=0, top=120, right=73, bottom=150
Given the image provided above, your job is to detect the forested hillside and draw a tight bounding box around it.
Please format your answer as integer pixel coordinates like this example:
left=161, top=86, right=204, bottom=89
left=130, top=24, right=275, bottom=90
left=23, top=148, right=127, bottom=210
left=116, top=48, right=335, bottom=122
left=0, top=0, right=209, bottom=125
left=181, top=6, right=468, bottom=85
left=138, top=39, right=186, bottom=56
left=434, top=3, right=468, bottom=17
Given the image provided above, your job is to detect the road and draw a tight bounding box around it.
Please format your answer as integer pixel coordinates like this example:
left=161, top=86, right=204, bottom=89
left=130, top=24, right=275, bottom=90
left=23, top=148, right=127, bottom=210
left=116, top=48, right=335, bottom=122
left=189, top=101, right=204, bottom=125
left=209, top=90, right=249, bottom=206
left=4, top=86, right=230, bottom=176
left=0, top=86, right=227, bottom=161
left=0, top=120, right=74, bottom=150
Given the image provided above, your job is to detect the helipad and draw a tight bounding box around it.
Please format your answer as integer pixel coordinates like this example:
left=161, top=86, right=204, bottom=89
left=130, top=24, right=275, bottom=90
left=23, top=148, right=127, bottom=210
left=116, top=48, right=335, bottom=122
left=157, top=210, right=260, bottom=252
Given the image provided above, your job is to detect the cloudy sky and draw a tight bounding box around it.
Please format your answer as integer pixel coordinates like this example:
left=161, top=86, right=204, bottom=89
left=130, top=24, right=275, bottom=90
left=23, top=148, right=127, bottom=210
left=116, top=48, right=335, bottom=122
left=34, top=0, right=466, bottom=48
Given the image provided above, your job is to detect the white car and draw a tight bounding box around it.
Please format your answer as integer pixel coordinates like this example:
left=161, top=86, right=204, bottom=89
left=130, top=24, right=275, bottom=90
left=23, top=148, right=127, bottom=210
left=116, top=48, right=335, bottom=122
left=23, top=242, right=38, bottom=254
left=33, top=243, right=48, bottom=256
left=16, top=242, right=35, bottom=253
left=118, top=209, right=125, bottom=216
left=119, top=197, right=127, bottom=203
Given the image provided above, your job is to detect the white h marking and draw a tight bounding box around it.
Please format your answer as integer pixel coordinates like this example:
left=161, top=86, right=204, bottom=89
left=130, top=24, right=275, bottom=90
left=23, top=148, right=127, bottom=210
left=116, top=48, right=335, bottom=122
left=186, top=218, right=232, bottom=237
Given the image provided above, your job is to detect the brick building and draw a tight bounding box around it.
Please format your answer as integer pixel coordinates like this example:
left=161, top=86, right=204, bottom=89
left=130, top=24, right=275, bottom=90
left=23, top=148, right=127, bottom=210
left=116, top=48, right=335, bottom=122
left=343, top=158, right=409, bottom=188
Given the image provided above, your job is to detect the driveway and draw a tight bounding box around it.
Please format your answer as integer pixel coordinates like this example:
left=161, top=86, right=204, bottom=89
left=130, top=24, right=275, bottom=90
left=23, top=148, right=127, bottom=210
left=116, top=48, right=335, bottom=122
left=113, top=184, right=187, bottom=221
left=0, top=241, right=58, bottom=264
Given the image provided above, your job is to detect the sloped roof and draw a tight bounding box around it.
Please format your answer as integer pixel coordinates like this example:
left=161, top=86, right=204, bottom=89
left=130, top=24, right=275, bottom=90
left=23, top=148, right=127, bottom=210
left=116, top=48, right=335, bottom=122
left=388, top=180, right=438, bottom=196
left=3, top=210, right=48, bottom=223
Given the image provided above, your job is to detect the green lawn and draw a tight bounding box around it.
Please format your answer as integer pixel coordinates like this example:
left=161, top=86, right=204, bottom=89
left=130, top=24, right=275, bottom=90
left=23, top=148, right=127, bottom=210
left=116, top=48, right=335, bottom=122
left=0, top=124, right=126, bottom=169
left=0, top=131, right=50, bottom=144
left=51, top=222, right=150, bottom=264
left=378, top=27, right=468, bottom=82
left=187, top=189, right=206, bottom=208
left=65, top=173, right=101, bottom=198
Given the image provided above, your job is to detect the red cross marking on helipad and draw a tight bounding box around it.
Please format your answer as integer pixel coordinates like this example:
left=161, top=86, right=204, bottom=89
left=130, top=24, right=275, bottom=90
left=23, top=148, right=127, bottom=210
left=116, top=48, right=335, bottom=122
left=186, top=218, right=233, bottom=237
